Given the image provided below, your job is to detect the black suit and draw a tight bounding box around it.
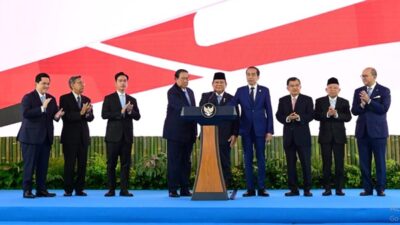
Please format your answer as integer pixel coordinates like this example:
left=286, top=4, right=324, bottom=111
left=163, top=83, right=197, bottom=193
left=199, top=91, right=239, bottom=188
left=101, top=92, right=140, bottom=191
left=314, top=96, right=351, bottom=191
left=60, top=92, right=94, bottom=194
left=276, top=94, right=314, bottom=192
left=17, top=90, right=59, bottom=193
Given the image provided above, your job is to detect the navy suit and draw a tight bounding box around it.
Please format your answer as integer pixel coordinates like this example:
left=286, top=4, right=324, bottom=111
left=276, top=94, right=313, bottom=191
left=351, top=83, right=391, bottom=193
left=163, top=83, right=197, bottom=193
left=17, top=90, right=59, bottom=193
left=199, top=91, right=239, bottom=188
left=314, top=96, right=351, bottom=191
left=60, top=92, right=94, bottom=193
left=231, top=85, right=274, bottom=190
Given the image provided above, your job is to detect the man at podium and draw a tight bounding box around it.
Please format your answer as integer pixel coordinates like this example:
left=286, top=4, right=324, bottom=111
left=163, top=69, right=197, bottom=198
left=199, top=72, right=239, bottom=193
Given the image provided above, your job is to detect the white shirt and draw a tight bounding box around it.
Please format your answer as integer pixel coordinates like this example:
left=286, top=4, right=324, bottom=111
left=248, top=84, right=258, bottom=101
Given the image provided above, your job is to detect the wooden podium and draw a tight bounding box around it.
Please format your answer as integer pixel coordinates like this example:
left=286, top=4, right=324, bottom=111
left=181, top=104, right=237, bottom=200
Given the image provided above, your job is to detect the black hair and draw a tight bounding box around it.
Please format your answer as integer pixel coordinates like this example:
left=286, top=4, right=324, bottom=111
left=115, top=72, right=129, bottom=81
left=35, top=73, right=50, bottom=83
left=174, top=69, right=188, bottom=79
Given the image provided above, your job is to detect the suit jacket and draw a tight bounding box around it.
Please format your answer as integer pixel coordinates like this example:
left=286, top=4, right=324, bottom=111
left=60, top=92, right=94, bottom=146
left=351, top=83, right=390, bottom=139
left=276, top=94, right=314, bottom=147
left=163, top=83, right=197, bottom=143
left=231, top=85, right=274, bottom=137
left=101, top=92, right=141, bottom=143
left=314, top=96, right=351, bottom=144
left=199, top=91, right=239, bottom=144
left=17, top=90, right=59, bottom=144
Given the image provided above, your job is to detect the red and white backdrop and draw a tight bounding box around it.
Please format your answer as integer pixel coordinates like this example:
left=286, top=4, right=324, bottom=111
left=0, top=0, right=399, bottom=136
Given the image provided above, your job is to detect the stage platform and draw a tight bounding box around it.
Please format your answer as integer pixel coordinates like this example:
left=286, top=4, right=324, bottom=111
left=0, top=189, right=399, bottom=225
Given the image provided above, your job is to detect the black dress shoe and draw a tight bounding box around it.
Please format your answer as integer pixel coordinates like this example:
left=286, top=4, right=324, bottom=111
left=242, top=190, right=256, bottom=197
left=120, top=190, right=133, bottom=197
left=229, top=189, right=238, bottom=200
left=23, top=191, right=36, bottom=199
left=284, top=191, right=300, bottom=197
left=303, top=190, right=313, bottom=197
left=257, top=189, right=270, bottom=197
left=360, top=191, right=373, bottom=196
left=63, top=192, right=72, bottom=197
left=169, top=191, right=180, bottom=198
left=377, top=191, right=386, bottom=197
left=180, top=191, right=192, bottom=197
left=322, top=189, right=332, bottom=196
left=335, top=190, right=345, bottom=196
left=75, top=191, right=87, bottom=196
left=36, top=190, right=56, bottom=197
left=104, top=190, right=115, bottom=197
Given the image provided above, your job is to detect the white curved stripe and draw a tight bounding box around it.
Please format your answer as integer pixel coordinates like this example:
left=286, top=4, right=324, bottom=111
left=194, top=0, right=364, bottom=46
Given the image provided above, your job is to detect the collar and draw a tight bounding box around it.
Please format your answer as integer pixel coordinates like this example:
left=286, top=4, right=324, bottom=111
left=290, top=94, right=299, bottom=100
left=36, top=90, right=46, bottom=98
left=215, top=92, right=225, bottom=97
left=248, top=84, right=258, bottom=90
left=367, top=82, right=377, bottom=90
left=328, top=96, right=337, bottom=101
left=117, top=91, right=125, bottom=96
left=72, top=91, right=81, bottom=99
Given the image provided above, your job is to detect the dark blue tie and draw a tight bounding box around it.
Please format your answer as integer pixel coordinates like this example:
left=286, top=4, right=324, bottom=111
left=250, top=87, right=255, bottom=105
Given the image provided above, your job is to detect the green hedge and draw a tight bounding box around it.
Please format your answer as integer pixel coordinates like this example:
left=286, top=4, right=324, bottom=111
left=0, top=136, right=399, bottom=189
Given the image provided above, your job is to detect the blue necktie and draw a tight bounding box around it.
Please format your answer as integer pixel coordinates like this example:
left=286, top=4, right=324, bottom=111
left=119, top=94, right=125, bottom=107
left=330, top=98, right=336, bottom=108
left=40, top=95, right=46, bottom=112
left=184, top=90, right=191, bottom=105
left=250, top=87, right=255, bottom=105
left=77, top=96, right=81, bottom=109
left=367, top=87, right=373, bottom=96
left=217, top=95, right=222, bottom=104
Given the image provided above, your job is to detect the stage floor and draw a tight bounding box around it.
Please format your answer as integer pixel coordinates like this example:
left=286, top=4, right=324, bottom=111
left=0, top=189, right=399, bottom=224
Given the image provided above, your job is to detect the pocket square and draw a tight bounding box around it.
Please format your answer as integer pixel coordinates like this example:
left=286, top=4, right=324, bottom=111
left=373, top=95, right=381, bottom=99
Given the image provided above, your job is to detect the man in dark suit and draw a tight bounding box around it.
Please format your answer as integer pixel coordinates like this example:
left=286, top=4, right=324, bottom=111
left=231, top=66, right=274, bottom=197
left=60, top=75, right=94, bottom=197
left=17, top=73, right=64, bottom=198
left=199, top=72, right=239, bottom=194
left=163, top=69, right=197, bottom=197
left=314, top=77, right=351, bottom=196
left=351, top=67, right=391, bottom=197
left=276, top=77, right=313, bottom=197
left=102, top=72, right=141, bottom=197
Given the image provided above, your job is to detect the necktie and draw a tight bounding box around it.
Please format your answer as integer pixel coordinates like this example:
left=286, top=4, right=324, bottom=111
left=184, top=90, right=191, bottom=105
left=40, top=95, right=46, bottom=112
left=250, top=87, right=255, bottom=105
left=40, top=95, right=45, bottom=103
left=77, top=96, right=82, bottom=109
left=217, top=95, right=222, bottom=104
left=367, top=87, right=373, bottom=96
left=330, top=98, right=336, bottom=108
left=119, top=94, right=125, bottom=107
left=291, top=96, right=296, bottom=111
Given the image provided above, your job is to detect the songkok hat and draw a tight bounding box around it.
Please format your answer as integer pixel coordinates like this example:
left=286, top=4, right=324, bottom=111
left=213, top=72, right=226, bottom=80
left=327, top=77, right=339, bottom=85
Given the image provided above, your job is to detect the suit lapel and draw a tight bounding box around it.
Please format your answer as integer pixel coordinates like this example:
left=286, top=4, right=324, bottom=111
left=113, top=92, right=122, bottom=110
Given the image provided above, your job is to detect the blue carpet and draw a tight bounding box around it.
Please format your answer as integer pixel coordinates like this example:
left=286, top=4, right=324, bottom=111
left=0, top=189, right=399, bottom=224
